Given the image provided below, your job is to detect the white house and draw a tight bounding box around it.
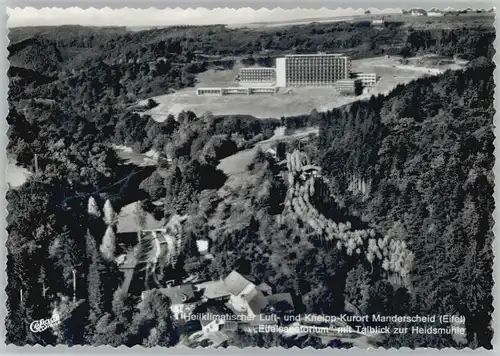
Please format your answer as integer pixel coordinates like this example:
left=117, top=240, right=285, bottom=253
left=410, top=9, right=427, bottom=16
left=224, top=271, right=268, bottom=317
left=194, top=303, right=236, bottom=333
left=428, top=11, right=444, bottom=17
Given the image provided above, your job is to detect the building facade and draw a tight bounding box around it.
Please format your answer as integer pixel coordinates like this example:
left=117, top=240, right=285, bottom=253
left=197, top=86, right=278, bottom=96
left=427, top=11, right=444, bottom=17
left=335, top=79, right=362, bottom=95
left=238, top=67, right=276, bottom=83
left=275, top=54, right=351, bottom=87
left=352, top=72, right=377, bottom=87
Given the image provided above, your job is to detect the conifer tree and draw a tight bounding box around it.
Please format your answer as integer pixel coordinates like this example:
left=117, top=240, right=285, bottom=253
left=87, top=196, right=101, bottom=218
left=100, top=226, right=116, bottom=261
left=86, top=230, right=104, bottom=336
left=103, top=200, right=117, bottom=226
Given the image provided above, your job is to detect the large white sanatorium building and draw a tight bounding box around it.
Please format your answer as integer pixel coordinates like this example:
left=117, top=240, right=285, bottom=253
left=275, top=53, right=351, bottom=87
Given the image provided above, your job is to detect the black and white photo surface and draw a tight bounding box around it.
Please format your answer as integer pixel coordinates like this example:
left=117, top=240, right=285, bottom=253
left=5, top=5, right=496, bottom=349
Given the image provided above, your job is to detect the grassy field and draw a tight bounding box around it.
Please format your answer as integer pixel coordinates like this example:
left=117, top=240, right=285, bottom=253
left=143, top=55, right=464, bottom=121
left=217, top=127, right=318, bottom=183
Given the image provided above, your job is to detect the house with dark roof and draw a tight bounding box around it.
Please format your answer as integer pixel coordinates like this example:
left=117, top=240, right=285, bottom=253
left=141, top=284, right=201, bottom=320
left=223, top=271, right=268, bottom=317
left=195, top=280, right=231, bottom=301
left=265, top=293, right=295, bottom=313
left=223, top=270, right=253, bottom=296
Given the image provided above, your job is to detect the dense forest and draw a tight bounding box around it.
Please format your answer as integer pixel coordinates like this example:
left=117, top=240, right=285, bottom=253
left=318, top=60, right=495, bottom=347
left=6, top=17, right=495, bottom=349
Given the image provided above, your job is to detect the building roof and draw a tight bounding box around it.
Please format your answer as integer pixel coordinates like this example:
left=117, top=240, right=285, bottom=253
left=223, top=271, right=254, bottom=296
left=241, top=274, right=260, bottom=284
left=115, top=251, right=137, bottom=269
left=196, top=280, right=231, bottom=300
left=152, top=284, right=197, bottom=305
left=205, top=331, right=230, bottom=347
left=245, top=290, right=268, bottom=315
left=266, top=293, right=295, bottom=309
left=302, top=165, right=321, bottom=172
left=240, top=67, right=275, bottom=71
left=336, top=79, right=361, bottom=84
left=116, top=201, right=165, bottom=234
left=220, top=321, right=239, bottom=331
left=196, top=240, right=210, bottom=253
left=257, top=282, right=273, bottom=295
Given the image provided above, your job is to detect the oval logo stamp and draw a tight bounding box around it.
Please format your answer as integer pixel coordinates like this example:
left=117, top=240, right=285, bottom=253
left=29, top=315, right=61, bottom=333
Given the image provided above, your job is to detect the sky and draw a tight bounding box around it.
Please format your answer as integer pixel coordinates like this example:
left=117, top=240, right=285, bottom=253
left=6, top=2, right=495, bottom=28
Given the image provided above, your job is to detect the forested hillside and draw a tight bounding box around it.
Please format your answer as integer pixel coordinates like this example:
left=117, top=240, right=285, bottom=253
left=317, top=60, right=494, bottom=347
left=8, top=21, right=495, bottom=105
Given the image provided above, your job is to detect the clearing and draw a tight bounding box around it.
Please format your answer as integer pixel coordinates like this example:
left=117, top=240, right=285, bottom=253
left=141, top=55, right=465, bottom=121
left=217, top=127, right=318, bottom=187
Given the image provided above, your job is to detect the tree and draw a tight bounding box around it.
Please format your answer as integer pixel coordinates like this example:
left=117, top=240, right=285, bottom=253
left=276, top=142, right=287, bottom=160
left=87, top=196, right=101, bottom=218
left=103, top=200, right=117, bottom=226
left=100, top=226, right=116, bottom=261
left=344, top=265, right=371, bottom=314
left=129, top=290, right=179, bottom=347
left=52, top=295, right=85, bottom=345
left=146, top=98, right=158, bottom=109
left=139, top=171, right=166, bottom=201
left=91, top=287, right=135, bottom=346
left=85, top=230, right=104, bottom=338
left=49, top=232, right=84, bottom=303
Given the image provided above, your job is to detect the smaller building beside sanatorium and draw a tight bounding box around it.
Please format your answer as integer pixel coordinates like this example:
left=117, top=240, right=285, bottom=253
left=238, top=67, right=276, bottom=84
left=334, top=79, right=363, bottom=96
left=351, top=72, right=377, bottom=87
left=196, top=86, right=279, bottom=96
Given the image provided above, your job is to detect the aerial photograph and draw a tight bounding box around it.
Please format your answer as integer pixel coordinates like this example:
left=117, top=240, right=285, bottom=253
left=5, top=5, right=496, bottom=349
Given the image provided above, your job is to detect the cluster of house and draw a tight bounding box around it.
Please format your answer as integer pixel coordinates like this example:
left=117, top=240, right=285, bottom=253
left=141, top=270, right=296, bottom=346
left=403, top=8, right=491, bottom=17
left=113, top=202, right=298, bottom=345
